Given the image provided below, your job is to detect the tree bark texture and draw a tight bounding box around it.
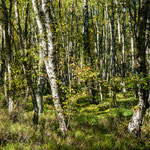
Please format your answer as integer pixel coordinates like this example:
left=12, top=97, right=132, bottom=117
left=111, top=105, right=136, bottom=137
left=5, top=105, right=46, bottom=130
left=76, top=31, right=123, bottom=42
left=32, top=0, right=67, bottom=136
left=128, top=0, right=150, bottom=137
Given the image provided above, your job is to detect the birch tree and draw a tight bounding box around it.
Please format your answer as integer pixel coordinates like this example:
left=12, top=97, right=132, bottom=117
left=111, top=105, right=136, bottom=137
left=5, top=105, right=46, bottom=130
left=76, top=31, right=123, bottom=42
left=32, top=0, right=67, bottom=136
left=128, top=0, right=150, bottom=137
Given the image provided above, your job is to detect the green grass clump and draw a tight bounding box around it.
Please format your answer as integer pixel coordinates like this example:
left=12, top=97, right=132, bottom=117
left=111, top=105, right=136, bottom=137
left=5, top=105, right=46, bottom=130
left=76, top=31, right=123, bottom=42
left=0, top=93, right=150, bottom=150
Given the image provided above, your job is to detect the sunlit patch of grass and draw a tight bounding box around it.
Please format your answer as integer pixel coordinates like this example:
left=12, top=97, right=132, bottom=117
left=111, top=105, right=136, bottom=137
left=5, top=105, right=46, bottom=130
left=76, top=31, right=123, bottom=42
left=109, top=108, right=133, bottom=119
left=8, top=123, right=33, bottom=134
left=80, top=104, right=97, bottom=113
left=0, top=92, right=150, bottom=150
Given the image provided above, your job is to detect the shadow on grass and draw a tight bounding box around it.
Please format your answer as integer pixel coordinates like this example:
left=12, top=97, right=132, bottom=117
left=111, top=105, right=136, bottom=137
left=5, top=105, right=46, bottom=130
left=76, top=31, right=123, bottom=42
left=0, top=107, right=149, bottom=150
left=117, top=99, right=138, bottom=109
left=69, top=112, right=150, bottom=150
left=1, top=93, right=149, bottom=150
left=76, top=96, right=90, bottom=107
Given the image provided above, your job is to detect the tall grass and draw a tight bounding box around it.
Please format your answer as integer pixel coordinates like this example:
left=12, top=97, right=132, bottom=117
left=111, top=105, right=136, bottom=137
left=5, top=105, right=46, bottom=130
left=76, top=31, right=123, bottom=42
left=0, top=93, right=149, bottom=150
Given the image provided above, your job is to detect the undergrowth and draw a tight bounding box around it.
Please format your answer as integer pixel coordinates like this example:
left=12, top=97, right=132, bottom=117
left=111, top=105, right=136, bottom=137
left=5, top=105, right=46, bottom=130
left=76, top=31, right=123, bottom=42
left=0, top=93, right=150, bottom=150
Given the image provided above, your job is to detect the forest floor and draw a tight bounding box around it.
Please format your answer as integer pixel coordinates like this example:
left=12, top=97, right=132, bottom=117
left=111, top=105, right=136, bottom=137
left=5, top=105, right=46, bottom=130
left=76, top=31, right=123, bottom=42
left=0, top=92, right=150, bottom=150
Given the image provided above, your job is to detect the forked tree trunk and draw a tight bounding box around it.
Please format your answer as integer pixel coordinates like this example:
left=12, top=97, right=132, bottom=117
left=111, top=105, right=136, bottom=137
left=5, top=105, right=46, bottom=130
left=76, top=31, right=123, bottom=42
left=14, top=1, right=39, bottom=124
left=32, top=0, right=67, bottom=136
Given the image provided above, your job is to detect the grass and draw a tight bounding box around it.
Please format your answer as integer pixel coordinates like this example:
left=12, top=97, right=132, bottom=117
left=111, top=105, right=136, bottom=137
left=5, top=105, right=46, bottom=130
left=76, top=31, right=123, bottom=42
left=0, top=92, right=150, bottom=150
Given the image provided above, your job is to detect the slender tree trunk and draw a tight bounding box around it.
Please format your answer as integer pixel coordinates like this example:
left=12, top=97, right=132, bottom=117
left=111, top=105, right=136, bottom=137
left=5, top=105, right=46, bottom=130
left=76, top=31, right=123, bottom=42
left=146, top=0, right=150, bottom=116
left=4, top=67, right=8, bottom=104
left=121, top=2, right=126, bottom=93
left=128, top=0, right=150, bottom=137
left=7, top=0, right=13, bottom=113
left=1, top=28, right=8, bottom=103
left=83, top=0, right=90, bottom=63
left=115, top=0, right=121, bottom=62
left=15, top=1, right=40, bottom=123
left=129, top=12, right=139, bottom=99
left=83, top=0, right=96, bottom=104
left=1, top=0, right=14, bottom=112
left=32, top=0, right=67, bottom=136
left=0, top=27, right=2, bottom=78
left=111, top=0, right=117, bottom=106
left=35, top=2, right=46, bottom=114
left=111, top=0, right=116, bottom=77
left=107, top=1, right=117, bottom=106
left=36, top=60, right=45, bottom=114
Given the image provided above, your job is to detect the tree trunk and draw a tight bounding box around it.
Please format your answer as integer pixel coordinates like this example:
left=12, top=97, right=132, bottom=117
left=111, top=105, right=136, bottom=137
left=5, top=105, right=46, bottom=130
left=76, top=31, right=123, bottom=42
left=1, top=0, right=14, bottom=112
left=122, top=2, right=126, bottom=93
left=107, top=1, right=118, bottom=106
left=36, top=64, right=45, bottom=114
left=15, top=0, right=41, bottom=123
left=128, top=0, right=150, bottom=137
left=32, top=0, right=67, bottom=136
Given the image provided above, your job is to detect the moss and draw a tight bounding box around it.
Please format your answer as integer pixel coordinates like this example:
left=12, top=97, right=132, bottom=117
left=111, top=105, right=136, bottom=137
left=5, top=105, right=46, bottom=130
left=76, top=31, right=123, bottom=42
left=0, top=93, right=150, bottom=150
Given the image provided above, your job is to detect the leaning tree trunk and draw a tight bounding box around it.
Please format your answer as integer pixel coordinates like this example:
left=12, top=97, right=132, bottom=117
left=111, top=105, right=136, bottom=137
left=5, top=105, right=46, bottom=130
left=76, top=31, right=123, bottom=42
left=42, top=0, right=67, bottom=136
left=32, top=0, right=67, bottom=136
left=14, top=1, right=39, bottom=124
left=128, top=0, right=150, bottom=137
left=35, top=1, right=46, bottom=115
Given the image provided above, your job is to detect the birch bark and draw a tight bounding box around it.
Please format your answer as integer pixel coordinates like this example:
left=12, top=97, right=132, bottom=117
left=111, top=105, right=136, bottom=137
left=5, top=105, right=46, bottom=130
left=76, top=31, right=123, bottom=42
left=15, top=0, right=43, bottom=123
left=32, top=0, right=67, bottom=136
left=128, top=0, right=150, bottom=137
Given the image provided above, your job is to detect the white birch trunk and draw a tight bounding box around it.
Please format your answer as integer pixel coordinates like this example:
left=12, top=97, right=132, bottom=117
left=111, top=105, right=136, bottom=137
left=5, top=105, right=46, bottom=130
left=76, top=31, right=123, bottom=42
left=32, top=0, right=67, bottom=136
left=7, top=63, right=13, bottom=112
left=128, top=89, right=147, bottom=137
left=128, top=0, right=149, bottom=136
left=15, top=0, right=42, bottom=122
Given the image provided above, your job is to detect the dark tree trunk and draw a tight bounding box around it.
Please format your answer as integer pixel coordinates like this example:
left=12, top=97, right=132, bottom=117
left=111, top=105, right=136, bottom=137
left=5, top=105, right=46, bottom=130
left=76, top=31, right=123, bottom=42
left=128, top=0, right=150, bottom=137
